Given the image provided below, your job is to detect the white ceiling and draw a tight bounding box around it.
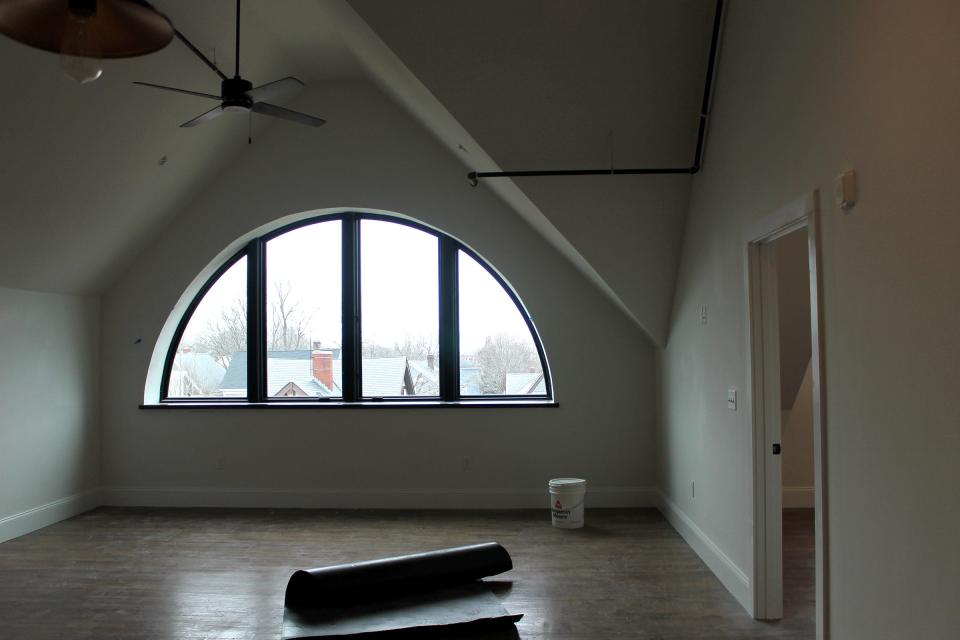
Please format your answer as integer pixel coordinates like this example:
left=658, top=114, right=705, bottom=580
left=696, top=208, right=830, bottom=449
left=349, top=0, right=714, bottom=169
left=0, top=0, right=361, bottom=294
left=0, top=0, right=717, bottom=344
left=347, top=0, right=717, bottom=343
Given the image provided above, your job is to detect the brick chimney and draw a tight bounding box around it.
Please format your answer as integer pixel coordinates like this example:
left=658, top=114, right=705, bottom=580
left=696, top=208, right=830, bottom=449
left=427, top=353, right=435, bottom=371
left=312, top=350, right=334, bottom=391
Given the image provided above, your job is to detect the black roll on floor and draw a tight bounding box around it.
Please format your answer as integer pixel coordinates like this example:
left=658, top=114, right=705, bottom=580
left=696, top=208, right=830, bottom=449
left=282, top=542, right=522, bottom=639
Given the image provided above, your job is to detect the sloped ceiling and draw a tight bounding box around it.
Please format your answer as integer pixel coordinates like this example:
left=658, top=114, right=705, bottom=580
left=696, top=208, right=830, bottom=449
left=0, top=0, right=715, bottom=345
left=346, top=0, right=717, bottom=344
left=0, top=0, right=360, bottom=295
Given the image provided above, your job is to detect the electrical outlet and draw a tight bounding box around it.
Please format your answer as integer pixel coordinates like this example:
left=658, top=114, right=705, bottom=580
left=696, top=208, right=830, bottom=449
left=727, top=388, right=737, bottom=411
left=461, top=456, right=473, bottom=472
left=699, top=304, right=708, bottom=325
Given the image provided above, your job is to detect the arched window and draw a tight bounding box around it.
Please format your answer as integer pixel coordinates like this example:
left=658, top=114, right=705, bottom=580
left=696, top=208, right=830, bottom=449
left=159, top=212, right=552, bottom=404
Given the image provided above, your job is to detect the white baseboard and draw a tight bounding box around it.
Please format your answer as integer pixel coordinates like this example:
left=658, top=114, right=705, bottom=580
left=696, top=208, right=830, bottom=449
left=783, top=486, right=814, bottom=509
left=0, top=489, right=102, bottom=544
left=0, top=485, right=655, bottom=541
left=102, top=485, right=657, bottom=510
left=654, top=490, right=752, bottom=615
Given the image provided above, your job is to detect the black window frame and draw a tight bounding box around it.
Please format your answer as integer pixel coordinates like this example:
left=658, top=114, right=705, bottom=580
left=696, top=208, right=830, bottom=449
left=158, top=212, right=553, bottom=405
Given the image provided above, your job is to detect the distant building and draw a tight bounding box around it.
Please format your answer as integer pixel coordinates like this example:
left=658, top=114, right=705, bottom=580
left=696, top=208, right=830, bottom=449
left=217, top=348, right=537, bottom=398
left=168, top=350, right=225, bottom=397
left=506, top=371, right=546, bottom=395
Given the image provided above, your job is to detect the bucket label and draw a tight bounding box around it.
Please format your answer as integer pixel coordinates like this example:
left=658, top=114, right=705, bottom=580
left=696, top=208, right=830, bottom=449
left=550, top=492, right=584, bottom=526
left=552, top=499, right=572, bottom=520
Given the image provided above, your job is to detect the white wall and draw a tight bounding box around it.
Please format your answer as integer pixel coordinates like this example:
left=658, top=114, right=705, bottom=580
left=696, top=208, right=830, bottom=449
left=0, top=287, right=100, bottom=542
left=775, top=229, right=812, bottom=409
left=99, top=79, right=657, bottom=508
left=775, top=230, right=814, bottom=509
left=657, top=0, right=960, bottom=636
left=782, top=365, right=814, bottom=509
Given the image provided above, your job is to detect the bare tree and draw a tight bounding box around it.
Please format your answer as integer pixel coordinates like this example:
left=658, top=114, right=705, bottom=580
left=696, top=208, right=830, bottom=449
left=361, top=341, right=398, bottom=359
left=269, top=281, right=311, bottom=351
left=361, top=333, right=437, bottom=360
left=191, top=282, right=313, bottom=369
left=475, top=333, right=538, bottom=394
left=194, top=296, right=247, bottom=369
left=394, top=334, right=437, bottom=361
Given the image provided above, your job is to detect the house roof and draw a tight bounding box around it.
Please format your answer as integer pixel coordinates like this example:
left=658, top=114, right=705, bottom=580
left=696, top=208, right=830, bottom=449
left=361, top=357, right=409, bottom=397
left=506, top=372, right=546, bottom=395
left=406, top=360, right=483, bottom=396
left=170, top=352, right=225, bottom=394
left=221, top=351, right=414, bottom=398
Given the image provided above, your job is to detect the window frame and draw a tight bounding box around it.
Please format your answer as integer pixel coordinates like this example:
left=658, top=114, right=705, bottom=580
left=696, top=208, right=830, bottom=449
left=158, top=211, right=552, bottom=405
left=160, top=249, right=251, bottom=403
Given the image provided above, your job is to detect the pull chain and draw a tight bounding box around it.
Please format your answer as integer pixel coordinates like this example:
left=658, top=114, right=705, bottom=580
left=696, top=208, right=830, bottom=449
left=608, top=129, right=614, bottom=174
left=248, top=109, right=252, bottom=145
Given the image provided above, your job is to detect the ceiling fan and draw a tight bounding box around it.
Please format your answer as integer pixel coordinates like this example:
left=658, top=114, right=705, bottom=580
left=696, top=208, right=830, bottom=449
left=134, top=0, right=325, bottom=130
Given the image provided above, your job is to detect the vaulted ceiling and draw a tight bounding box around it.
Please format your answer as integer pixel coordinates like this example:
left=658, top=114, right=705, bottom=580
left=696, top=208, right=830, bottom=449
left=347, top=0, right=716, bottom=344
left=0, top=0, right=717, bottom=345
left=0, top=0, right=360, bottom=295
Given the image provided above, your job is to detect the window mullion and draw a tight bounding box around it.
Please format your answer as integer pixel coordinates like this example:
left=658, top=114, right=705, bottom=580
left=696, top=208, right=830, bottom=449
left=341, top=214, right=361, bottom=402
left=438, top=238, right=460, bottom=401
left=246, top=239, right=267, bottom=402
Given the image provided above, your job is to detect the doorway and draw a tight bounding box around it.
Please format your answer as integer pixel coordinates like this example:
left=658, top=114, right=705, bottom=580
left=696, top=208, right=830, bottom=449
left=745, top=191, right=828, bottom=639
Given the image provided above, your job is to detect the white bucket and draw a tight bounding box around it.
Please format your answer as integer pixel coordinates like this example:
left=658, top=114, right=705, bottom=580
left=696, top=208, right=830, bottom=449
left=549, top=478, right=586, bottom=529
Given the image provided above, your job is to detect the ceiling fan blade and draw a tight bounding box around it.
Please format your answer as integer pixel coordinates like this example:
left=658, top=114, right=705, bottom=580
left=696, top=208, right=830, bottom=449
left=133, top=81, right=220, bottom=100
left=247, top=76, right=304, bottom=103
left=252, top=102, right=326, bottom=127
left=180, top=105, right=226, bottom=128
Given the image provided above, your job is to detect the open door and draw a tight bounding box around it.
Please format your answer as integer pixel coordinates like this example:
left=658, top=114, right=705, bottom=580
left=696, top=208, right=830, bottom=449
left=744, top=190, right=828, bottom=638
left=755, top=239, right=785, bottom=619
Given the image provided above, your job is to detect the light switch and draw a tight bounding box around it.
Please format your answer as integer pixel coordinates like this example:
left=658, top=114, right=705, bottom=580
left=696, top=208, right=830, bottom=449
left=727, top=387, right=737, bottom=411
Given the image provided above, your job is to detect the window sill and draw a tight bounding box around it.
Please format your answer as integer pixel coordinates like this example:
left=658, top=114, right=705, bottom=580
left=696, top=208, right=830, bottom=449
left=140, top=400, right=559, bottom=410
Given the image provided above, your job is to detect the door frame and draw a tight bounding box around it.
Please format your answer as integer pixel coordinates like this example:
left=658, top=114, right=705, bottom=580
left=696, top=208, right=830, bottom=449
left=743, top=189, right=829, bottom=638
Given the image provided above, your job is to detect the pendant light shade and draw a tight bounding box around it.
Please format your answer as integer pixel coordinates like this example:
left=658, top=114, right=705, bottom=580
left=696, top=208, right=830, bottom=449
left=0, top=0, right=174, bottom=58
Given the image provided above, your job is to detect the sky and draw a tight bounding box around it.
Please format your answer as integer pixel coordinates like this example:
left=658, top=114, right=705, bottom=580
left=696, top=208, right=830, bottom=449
left=180, top=218, right=537, bottom=356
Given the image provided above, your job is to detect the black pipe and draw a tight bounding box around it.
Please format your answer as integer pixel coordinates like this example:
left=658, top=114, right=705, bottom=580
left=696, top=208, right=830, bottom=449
left=467, top=167, right=693, bottom=187
left=235, top=0, right=241, bottom=77
left=174, top=28, right=229, bottom=81
left=140, top=1, right=229, bottom=81
left=468, top=0, right=724, bottom=186
left=692, top=0, right=724, bottom=172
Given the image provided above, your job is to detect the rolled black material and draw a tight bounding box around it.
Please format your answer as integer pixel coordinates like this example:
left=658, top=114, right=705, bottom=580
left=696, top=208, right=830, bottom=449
left=285, top=542, right=512, bottom=607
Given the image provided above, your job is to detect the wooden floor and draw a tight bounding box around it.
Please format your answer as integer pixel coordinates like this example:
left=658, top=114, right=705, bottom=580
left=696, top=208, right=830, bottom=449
left=0, top=507, right=814, bottom=639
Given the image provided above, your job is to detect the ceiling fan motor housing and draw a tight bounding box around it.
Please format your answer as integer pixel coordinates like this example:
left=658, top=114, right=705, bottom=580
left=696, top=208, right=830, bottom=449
left=130, top=0, right=325, bottom=128
left=222, top=77, right=253, bottom=111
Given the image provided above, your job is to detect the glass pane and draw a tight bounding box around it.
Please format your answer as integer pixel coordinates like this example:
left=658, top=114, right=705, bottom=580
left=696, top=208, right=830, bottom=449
left=266, top=220, right=342, bottom=398
left=458, top=251, right=545, bottom=396
left=168, top=257, right=247, bottom=398
left=360, top=220, right=439, bottom=397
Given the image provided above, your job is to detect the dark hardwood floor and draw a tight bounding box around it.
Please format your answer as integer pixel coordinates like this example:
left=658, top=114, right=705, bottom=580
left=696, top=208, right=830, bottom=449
left=782, top=508, right=816, bottom=629
left=0, top=507, right=814, bottom=639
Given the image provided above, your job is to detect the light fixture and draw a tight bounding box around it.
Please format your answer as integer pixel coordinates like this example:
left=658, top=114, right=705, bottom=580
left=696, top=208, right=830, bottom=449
left=0, top=0, right=174, bottom=84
